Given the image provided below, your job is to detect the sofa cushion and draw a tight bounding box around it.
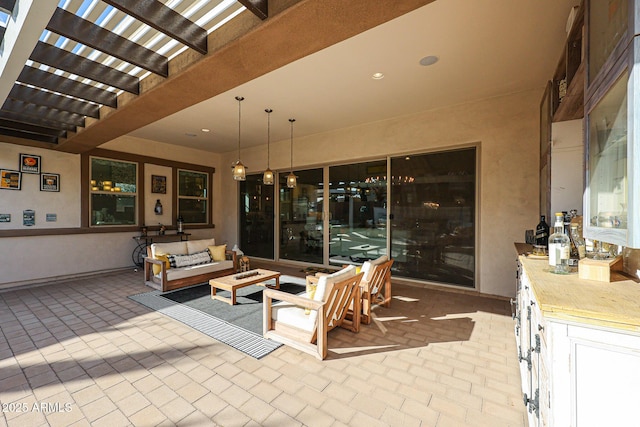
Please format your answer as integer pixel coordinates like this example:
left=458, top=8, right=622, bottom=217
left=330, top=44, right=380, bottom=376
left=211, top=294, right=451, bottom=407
left=316, top=264, right=357, bottom=301
left=167, top=250, right=212, bottom=268
left=150, top=241, right=188, bottom=259
left=187, top=238, right=217, bottom=254
left=208, top=244, right=227, bottom=261
left=164, top=260, right=234, bottom=281
left=361, top=255, right=388, bottom=282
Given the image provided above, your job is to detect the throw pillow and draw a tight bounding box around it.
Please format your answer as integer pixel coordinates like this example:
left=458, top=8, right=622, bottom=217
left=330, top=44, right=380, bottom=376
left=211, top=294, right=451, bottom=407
left=167, top=250, right=212, bottom=268
left=208, top=244, right=227, bottom=261
left=152, top=254, right=170, bottom=275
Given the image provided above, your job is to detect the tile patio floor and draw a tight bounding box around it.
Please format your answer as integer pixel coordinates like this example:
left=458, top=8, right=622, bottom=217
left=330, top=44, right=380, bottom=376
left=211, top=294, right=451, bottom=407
left=0, top=265, right=526, bottom=427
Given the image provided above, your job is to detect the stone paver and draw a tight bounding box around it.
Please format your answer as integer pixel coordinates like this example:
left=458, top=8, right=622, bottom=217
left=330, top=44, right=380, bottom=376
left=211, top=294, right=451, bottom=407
left=0, top=264, right=526, bottom=426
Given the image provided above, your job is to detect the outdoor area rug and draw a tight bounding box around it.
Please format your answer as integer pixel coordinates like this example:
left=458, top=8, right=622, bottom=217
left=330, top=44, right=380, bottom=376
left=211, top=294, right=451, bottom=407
left=129, top=275, right=306, bottom=359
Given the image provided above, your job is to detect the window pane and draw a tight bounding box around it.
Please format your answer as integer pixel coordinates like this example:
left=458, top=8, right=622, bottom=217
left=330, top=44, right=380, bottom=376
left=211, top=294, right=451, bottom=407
left=390, top=148, right=476, bottom=287
left=328, top=161, right=387, bottom=266
left=91, top=158, right=136, bottom=192
left=179, top=170, right=207, bottom=197
left=179, top=199, right=207, bottom=224
left=90, top=158, right=137, bottom=226
left=279, top=168, right=323, bottom=264
left=178, top=170, right=209, bottom=224
left=239, top=174, right=275, bottom=259
left=91, top=194, right=136, bottom=225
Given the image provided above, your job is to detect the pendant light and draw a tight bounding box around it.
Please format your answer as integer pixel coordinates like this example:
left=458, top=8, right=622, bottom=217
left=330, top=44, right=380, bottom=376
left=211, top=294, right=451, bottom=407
left=286, top=118, right=297, bottom=188
left=232, top=96, right=246, bottom=181
left=263, top=108, right=274, bottom=185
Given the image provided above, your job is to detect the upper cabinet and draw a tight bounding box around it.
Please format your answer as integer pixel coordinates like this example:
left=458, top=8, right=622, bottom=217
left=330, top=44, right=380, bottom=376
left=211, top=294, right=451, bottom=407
left=552, top=1, right=585, bottom=122
left=584, top=0, right=639, bottom=248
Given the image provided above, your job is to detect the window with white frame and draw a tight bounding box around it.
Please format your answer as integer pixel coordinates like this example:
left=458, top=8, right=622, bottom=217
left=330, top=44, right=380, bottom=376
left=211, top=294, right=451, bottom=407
left=90, top=157, right=137, bottom=226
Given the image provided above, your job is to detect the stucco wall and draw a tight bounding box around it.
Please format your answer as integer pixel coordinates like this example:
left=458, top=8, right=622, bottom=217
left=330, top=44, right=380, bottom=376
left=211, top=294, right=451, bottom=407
left=0, top=90, right=543, bottom=296
left=0, top=144, right=81, bottom=229
left=0, top=138, right=223, bottom=287
left=217, top=89, right=542, bottom=297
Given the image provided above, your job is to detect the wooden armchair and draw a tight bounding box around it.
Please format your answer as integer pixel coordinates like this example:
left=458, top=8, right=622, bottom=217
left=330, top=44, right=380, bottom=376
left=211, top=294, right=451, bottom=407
left=360, top=259, right=394, bottom=324
left=263, top=271, right=363, bottom=360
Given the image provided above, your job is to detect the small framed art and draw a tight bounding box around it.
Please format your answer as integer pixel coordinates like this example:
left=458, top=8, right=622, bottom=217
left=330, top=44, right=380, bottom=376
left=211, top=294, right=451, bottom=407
left=0, top=169, right=21, bottom=190
left=151, top=175, right=167, bottom=194
left=41, top=173, right=60, bottom=192
left=20, top=154, right=41, bottom=174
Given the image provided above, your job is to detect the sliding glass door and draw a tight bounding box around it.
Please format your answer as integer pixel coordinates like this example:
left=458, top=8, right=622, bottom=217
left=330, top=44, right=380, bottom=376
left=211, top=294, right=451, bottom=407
left=238, top=150, right=476, bottom=288
left=239, top=174, right=274, bottom=259
left=389, top=148, right=476, bottom=287
left=328, top=161, right=387, bottom=266
left=279, top=168, right=323, bottom=264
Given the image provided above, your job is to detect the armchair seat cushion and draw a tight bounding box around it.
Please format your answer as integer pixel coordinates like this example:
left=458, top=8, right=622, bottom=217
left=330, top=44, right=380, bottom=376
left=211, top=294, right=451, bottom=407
left=271, top=302, right=316, bottom=333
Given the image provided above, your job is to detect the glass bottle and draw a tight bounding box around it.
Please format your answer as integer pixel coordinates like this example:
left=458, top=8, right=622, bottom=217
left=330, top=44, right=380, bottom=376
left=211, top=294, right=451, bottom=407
left=535, top=215, right=550, bottom=247
left=570, top=223, right=586, bottom=259
left=548, top=212, right=570, bottom=274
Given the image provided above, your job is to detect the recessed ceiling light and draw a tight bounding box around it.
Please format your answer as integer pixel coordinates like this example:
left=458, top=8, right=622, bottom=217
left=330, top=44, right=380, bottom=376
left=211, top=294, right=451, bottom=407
left=372, top=72, right=384, bottom=80
left=201, top=128, right=210, bottom=132
left=419, top=55, right=439, bottom=66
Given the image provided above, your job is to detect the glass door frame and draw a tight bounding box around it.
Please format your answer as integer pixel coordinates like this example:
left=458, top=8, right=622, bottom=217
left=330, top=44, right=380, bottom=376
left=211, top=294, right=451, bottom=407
left=245, top=148, right=478, bottom=290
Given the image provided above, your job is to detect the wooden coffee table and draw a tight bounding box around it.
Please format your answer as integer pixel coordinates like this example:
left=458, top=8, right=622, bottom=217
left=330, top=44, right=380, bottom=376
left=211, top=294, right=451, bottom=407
left=209, top=269, right=281, bottom=305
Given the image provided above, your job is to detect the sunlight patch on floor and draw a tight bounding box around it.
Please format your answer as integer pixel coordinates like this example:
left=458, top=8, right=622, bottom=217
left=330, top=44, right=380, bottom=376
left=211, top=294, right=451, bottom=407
left=330, top=344, right=400, bottom=354
left=392, top=295, right=420, bottom=302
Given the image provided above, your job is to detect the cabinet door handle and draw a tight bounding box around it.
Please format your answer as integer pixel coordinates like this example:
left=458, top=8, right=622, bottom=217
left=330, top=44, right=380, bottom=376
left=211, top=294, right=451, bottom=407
left=524, top=390, right=540, bottom=417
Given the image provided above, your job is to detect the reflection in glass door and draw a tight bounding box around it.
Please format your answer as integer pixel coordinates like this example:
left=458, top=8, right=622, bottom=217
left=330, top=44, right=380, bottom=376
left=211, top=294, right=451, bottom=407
left=239, top=174, right=274, bottom=259
left=328, top=161, right=387, bottom=266
left=390, top=148, right=476, bottom=287
left=279, top=168, right=323, bottom=264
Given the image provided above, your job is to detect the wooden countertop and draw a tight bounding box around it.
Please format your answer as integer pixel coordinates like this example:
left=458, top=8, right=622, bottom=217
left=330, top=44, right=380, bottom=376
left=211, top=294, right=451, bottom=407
left=519, top=255, right=640, bottom=332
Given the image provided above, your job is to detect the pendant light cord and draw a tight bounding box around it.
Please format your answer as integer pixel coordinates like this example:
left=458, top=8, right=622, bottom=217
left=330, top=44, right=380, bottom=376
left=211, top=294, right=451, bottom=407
left=236, top=96, right=244, bottom=158
left=266, top=108, right=272, bottom=168
left=289, top=118, right=295, bottom=172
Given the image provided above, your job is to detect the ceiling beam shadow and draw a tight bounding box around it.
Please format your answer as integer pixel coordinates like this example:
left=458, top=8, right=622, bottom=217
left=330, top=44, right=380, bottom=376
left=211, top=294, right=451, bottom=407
left=46, top=8, right=168, bottom=77
left=30, top=42, right=140, bottom=94
left=17, top=66, right=118, bottom=108
left=102, top=0, right=208, bottom=55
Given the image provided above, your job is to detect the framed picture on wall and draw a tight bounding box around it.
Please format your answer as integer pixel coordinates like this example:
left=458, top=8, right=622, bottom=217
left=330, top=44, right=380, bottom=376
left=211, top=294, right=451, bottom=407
left=0, top=169, right=21, bottom=190
left=19, top=153, right=41, bottom=174
left=151, top=175, right=167, bottom=194
left=40, top=173, right=60, bottom=192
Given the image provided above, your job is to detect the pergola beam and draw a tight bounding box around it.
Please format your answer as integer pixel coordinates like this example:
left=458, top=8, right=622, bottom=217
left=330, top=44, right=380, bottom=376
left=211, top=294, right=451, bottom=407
left=238, top=0, right=268, bottom=20
left=17, top=66, right=118, bottom=108
left=30, top=42, right=140, bottom=94
left=46, top=8, right=168, bottom=77
left=101, top=0, right=208, bottom=55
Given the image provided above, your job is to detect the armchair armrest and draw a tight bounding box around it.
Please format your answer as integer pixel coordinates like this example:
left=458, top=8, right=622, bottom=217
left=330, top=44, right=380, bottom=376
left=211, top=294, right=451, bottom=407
left=225, top=249, right=237, bottom=268
left=263, top=288, right=324, bottom=311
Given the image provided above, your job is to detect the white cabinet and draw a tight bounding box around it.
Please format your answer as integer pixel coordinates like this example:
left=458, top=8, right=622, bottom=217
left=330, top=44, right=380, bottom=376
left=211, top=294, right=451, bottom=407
left=515, top=256, right=640, bottom=426
left=583, top=0, right=640, bottom=248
